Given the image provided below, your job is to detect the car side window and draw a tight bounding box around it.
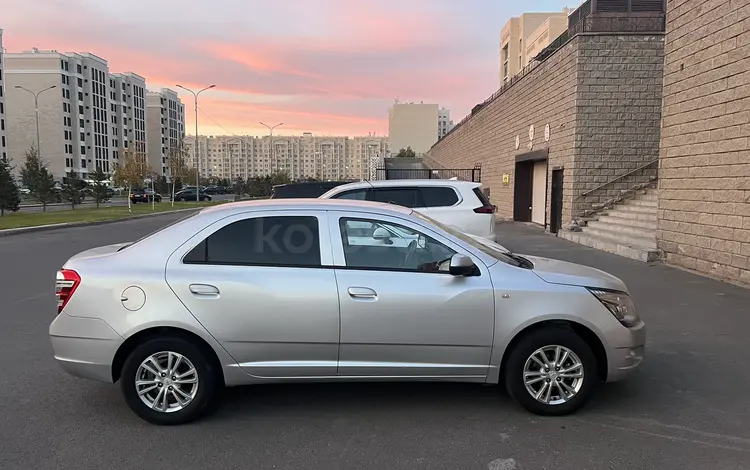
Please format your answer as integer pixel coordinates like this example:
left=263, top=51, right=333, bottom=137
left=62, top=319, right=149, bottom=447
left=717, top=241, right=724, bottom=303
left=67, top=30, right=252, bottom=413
left=184, top=216, right=321, bottom=267
left=368, top=188, right=423, bottom=208
left=338, top=217, right=456, bottom=273
left=419, top=187, right=459, bottom=207
left=332, top=189, right=368, bottom=200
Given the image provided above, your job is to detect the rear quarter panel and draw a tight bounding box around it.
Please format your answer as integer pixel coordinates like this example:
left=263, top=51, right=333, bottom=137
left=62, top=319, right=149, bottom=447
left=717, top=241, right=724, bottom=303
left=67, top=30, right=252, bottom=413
left=61, top=224, right=249, bottom=386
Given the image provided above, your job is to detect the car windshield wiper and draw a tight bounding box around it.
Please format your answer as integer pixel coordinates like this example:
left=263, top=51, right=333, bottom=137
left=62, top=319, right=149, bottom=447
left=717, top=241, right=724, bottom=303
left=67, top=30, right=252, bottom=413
left=503, top=252, right=533, bottom=268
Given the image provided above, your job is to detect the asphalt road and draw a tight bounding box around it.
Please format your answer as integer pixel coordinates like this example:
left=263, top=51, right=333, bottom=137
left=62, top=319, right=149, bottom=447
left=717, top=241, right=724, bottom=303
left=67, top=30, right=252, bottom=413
left=17, top=194, right=236, bottom=213
left=1, top=217, right=749, bottom=469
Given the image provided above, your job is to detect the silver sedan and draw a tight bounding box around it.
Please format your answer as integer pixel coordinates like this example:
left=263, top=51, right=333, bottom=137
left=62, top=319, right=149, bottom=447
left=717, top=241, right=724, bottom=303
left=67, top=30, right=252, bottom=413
left=49, top=199, right=645, bottom=425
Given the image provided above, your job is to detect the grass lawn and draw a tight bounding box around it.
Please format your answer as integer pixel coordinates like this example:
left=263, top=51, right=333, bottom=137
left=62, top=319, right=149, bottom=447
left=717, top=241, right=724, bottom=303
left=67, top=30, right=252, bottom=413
left=0, top=201, right=222, bottom=230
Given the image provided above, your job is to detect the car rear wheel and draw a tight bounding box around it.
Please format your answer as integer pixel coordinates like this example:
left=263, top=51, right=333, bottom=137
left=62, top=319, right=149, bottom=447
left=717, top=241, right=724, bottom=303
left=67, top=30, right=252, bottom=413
left=120, top=337, right=221, bottom=425
left=504, top=327, right=597, bottom=416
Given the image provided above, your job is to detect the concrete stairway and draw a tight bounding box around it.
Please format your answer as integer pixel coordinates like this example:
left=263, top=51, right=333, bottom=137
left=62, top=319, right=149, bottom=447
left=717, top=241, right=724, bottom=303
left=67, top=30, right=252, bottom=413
left=559, top=188, right=660, bottom=262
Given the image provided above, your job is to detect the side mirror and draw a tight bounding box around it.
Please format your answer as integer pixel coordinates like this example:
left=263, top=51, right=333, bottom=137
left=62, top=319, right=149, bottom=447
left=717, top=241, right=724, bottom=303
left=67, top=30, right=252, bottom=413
left=372, top=227, right=392, bottom=241
left=449, top=254, right=478, bottom=276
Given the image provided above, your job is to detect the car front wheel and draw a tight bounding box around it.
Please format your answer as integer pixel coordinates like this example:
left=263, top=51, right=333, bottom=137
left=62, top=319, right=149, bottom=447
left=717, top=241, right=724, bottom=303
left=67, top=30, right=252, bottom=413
left=120, top=337, right=221, bottom=425
left=504, top=326, right=597, bottom=416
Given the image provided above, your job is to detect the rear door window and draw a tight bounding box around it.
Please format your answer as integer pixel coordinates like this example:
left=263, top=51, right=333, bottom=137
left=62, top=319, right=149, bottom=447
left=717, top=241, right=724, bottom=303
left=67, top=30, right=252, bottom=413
left=419, top=187, right=459, bottom=208
left=184, top=216, right=321, bottom=267
left=368, top=187, right=423, bottom=208
left=331, top=189, right=369, bottom=200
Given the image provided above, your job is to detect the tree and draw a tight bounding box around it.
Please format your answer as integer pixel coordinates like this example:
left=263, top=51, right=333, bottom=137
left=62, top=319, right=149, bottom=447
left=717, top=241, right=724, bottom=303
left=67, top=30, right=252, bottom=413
left=113, top=148, right=150, bottom=212
left=168, top=141, right=191, bottom=206
left=89, top=166, right=111, bottom=208
left=395, top=147, right=416, bottom=158
left=20, top=146, right=57, bottom=212
left=0, top=158, right=21, bottom=216
left=61, top=170, right=85, bottom=209
left=155, top=175, right=169, bottom=195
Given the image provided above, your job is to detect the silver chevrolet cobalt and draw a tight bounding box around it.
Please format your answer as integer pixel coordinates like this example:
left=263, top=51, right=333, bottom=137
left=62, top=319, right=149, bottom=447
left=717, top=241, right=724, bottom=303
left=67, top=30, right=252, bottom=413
left=50, top=199, right=645, bottom=425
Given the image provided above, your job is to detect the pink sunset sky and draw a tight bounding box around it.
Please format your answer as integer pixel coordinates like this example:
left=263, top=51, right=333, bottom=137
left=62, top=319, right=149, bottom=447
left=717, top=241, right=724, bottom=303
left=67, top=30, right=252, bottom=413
left=3, top=0, right=575, bottom=137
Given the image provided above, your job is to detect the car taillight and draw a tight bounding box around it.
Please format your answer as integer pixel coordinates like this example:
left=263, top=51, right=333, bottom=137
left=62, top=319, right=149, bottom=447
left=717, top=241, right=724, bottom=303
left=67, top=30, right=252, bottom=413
left=55, top=269, right=81, bottom=314
left=474, top=204, right=496, bottom=214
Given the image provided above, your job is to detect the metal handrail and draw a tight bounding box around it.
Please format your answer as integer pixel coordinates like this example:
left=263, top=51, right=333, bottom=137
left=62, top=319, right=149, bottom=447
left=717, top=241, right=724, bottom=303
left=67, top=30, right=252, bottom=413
left=579, top=159, right=658, bottom=198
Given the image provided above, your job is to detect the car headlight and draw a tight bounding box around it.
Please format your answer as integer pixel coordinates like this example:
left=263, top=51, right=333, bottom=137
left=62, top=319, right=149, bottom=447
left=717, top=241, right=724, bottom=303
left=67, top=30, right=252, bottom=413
left=587, top=288, right=640, bottom=327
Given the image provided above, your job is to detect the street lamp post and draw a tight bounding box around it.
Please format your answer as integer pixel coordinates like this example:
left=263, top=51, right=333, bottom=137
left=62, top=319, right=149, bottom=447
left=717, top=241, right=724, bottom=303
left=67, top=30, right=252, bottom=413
left=176, top=84, right=215, bottom=201
left=15, top=85, right=57, bottom=159
left=260, top=122, right=283, bottom=175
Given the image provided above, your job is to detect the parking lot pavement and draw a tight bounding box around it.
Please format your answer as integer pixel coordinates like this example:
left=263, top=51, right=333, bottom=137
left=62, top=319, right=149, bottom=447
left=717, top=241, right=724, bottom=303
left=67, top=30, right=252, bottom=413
left=1, top=217, right=749, bottom=469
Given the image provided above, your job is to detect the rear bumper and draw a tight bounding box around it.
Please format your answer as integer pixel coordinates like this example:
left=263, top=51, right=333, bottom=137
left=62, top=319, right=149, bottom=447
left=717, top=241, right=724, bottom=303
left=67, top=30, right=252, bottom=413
left=49, top=313, right=123, bottom=383
left=603, top=320, right=646, bottom=382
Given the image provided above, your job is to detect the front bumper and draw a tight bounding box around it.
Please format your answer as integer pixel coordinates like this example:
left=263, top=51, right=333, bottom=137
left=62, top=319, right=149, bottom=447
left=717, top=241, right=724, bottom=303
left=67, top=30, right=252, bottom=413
left=603, top=320, right=646, bottom=382
left=49, top=313, right=123, bottom=383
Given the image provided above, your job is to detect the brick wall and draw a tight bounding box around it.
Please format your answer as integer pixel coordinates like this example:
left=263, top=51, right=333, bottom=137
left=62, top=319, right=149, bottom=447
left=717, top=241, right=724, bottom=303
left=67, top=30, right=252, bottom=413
left=573, top=35, right=664, bottom=216
left=657, top=0, right=750, bottom=284
left=427, top=39, right=578, bottom=222
left=427, top=33, right=665, bottom=226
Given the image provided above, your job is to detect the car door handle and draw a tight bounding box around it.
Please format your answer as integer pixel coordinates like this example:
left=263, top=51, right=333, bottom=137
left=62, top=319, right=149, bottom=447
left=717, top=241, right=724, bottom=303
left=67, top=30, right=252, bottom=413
left=347, top=287, right=377, bottom=299
left=189, top=284, right=220, bottom=297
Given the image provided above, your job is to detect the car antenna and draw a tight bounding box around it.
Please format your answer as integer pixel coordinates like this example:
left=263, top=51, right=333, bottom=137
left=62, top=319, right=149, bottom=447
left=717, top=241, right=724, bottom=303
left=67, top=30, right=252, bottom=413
left=363, top=178, right=375, bottom=190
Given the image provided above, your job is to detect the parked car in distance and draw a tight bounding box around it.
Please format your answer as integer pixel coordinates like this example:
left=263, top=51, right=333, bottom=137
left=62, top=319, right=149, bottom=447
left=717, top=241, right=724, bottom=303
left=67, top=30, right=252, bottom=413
left=320, top=179, right=498, bottom=242
left=205, top=185, right=228, bottom=195
left=270, top=181, right=352, bottom=199
left=130, top=188, right=162, bottom=203
left=50, top=199, right=645, bottom=425
left=172, top=188, right=212, bottom=202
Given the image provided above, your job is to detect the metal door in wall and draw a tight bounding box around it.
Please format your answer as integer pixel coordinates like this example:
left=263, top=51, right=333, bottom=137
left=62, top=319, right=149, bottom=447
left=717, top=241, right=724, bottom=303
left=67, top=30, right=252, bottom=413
left=550, top=169, right=564, bottom=234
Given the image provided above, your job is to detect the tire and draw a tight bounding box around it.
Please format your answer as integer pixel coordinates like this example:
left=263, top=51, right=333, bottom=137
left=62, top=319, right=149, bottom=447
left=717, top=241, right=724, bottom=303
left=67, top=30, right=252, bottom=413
left=120, top=336, right=222, bottom=425
left=504, top=326, right=597, bottom=416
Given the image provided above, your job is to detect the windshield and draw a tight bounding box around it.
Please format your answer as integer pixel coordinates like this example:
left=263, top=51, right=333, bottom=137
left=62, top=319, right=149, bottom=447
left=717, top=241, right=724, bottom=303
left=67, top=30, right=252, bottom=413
left=411, top=211, right=523, bottom=267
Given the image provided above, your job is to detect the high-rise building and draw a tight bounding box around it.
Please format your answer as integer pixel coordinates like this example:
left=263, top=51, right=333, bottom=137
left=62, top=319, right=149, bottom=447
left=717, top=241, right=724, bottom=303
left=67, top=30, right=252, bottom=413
left=183, top=134, right=388, bottom=182
left=387, top=101, right=439, bottom=155
left=146, top=88, right=185, bottom=177
left=4, top=49, right=125, bottom=177
left=438, top=107, right=454, bottom=140
left=109, top=72, right=148, bottom=164
left=500, top=9, right=572, bottom=85
left=0, top=29, right=7, bottom=162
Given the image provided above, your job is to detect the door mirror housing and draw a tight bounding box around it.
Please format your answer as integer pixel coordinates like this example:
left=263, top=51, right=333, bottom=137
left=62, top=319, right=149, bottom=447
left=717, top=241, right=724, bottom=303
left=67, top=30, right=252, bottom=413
left=372, top=227, right=392, bottom=244
left=449, top=254, right=478, bottom=276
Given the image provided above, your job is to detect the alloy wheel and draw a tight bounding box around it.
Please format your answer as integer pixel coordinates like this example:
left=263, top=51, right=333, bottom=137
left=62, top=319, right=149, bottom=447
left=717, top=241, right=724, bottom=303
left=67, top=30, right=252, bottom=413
left=523, top=345, right=584, bottom=405
left=135, top=351, right=199, bottom=413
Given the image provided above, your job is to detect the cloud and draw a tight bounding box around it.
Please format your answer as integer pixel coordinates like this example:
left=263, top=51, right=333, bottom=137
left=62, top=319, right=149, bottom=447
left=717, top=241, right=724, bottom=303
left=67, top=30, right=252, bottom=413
left=1, top=0, right=570, bottom=135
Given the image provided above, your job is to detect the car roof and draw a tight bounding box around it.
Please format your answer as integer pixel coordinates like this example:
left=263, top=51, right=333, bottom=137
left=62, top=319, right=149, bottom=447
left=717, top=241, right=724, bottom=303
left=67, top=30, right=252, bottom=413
left=273, top=181, right=350, bottom=188
left=327, top=179, right=481, bottom=192
left=199, top=198, right=414, bottom=217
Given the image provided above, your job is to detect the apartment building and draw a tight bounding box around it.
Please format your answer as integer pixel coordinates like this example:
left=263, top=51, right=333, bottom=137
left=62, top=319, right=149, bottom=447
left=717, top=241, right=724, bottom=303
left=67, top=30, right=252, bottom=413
left=387, top=102, right=439, bottom=155
left=0, top=29, right=7, bottom=162
left=4, top=49, right=116, bottom=177
left=500, top=9, right=571, bottom=85
left=438, top=107, right=454, bottom=140
left=184, top=134, right=388, bottom=182
left=109, top=72, right=147, bottom=167
left=146, top=88, right=185, bottom=177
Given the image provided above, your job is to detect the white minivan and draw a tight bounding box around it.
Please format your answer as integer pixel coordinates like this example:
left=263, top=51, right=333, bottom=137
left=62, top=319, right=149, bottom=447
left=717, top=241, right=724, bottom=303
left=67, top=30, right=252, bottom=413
left=319, top=179, right=498, bottom=242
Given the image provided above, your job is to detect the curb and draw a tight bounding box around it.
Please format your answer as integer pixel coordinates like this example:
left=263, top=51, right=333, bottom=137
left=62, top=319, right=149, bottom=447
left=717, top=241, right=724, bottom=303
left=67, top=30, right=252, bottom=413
left=0, top=208, right=202, bottom=238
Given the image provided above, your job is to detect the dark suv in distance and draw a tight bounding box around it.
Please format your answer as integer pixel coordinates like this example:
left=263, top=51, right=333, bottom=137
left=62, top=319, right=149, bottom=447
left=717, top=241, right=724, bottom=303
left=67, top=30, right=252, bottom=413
left=130, top=188, right=162, bottom=203
left=205, top=185, right=227, bottom=195
left=270, top=181, right=351, bottom=199
left=172, top=188, right=212, bottom=202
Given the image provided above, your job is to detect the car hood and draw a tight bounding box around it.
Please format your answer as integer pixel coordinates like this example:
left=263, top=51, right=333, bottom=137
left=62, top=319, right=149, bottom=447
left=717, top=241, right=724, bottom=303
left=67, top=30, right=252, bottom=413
left=521, top=254, right=628, bottom=292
